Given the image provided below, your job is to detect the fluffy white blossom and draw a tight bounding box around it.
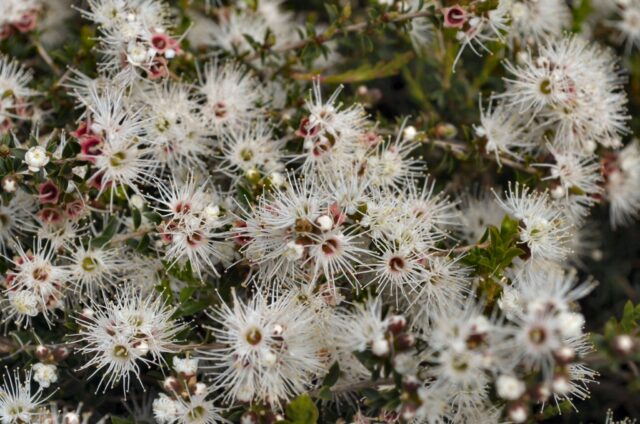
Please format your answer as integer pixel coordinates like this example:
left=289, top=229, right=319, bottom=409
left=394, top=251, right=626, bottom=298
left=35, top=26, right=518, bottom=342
left=75, top=287, right=185, bottom=393
left=200, top=291, right=323, bottom=406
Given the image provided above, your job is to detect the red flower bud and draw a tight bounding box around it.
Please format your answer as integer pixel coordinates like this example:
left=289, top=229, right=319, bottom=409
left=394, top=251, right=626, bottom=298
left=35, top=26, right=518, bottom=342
left=443, top=6, right=467, bottom=29
left=38, top=180, right=61, bottom=204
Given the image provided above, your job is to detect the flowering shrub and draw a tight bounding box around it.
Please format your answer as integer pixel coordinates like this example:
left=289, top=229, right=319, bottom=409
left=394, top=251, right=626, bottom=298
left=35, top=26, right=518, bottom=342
left=0, top=0, right=639, bottom=423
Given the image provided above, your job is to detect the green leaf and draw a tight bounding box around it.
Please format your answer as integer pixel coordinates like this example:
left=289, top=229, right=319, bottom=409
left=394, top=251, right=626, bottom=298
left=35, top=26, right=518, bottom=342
left=621, top=300, right=638, bottom=332
left=295, top=52, right=415, bottom=84
left=285, top=393, right=319, bottom=424
left=317, top=385, right=333, bottom=401
left=144, top=211, right=163, bottom=225
left=111, top=417, right=135, bottom=424
left=322, top=362, right=341, bottom=387
left=90, top=216, right=119, bottom=248
left=176, top=298, right=211, bottom=318
left=132, top=207, right=141, bottom=230
left=179, top=286, right=198, bottom=303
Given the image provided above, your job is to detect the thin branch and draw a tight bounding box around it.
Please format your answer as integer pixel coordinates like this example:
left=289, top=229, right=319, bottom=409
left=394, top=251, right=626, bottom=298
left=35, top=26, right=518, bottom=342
left=309, top=377, right=395, bottom=397
left=247, top=10, right=432, bottom=61
left=109, top=228, right=153, bottom=245
left=31, top=37, right=61, bottom=75
left=173, top=342, right=225, bottom=351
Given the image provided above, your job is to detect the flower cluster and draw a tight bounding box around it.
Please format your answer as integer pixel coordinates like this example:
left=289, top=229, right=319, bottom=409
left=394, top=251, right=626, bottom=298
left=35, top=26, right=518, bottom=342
left=1, top=0, right=639, bottom=423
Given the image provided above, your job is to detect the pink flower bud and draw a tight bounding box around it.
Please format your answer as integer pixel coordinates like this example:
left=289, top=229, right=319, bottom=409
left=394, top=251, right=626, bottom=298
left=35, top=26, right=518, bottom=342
left=443, top=6, right=467, bottom=29
left=38, top=181, right=61, bottom=204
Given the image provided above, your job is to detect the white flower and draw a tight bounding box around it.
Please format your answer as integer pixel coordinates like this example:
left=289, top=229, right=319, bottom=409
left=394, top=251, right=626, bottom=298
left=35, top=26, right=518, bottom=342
left=32, top=363, right=58, bottom=388
left=495, top=183, right=573, bottom=263
left=506, top=0, right=571, bottom=46
left=200, top=291, right=323, bottom=406
left=172, top=357, right=199, bottom=376
left=75, top=286, right=185, bottom=393
left=149, top=173, right=229, bottom=277
left=24, top=146, right=49, bottom=172
left=501, top=36, right=629, bottom=153
left=334, top=298, right=388, bottom=354
left=198, top=62, right=266, bottom=134
left=475, top=97, right=531, bottom=165
left=0, top=369, right=49, bottom=424
left=496, top=375, right=525, bottom=400
left=605, top=141, right=640, bottom=227
left=3, top=239, right=69, bottom=327
left=153, top=394, right=179, bottom=424
left=403, top=125, right=417, bottom=141
left=173, top=387, right=225, bottom=424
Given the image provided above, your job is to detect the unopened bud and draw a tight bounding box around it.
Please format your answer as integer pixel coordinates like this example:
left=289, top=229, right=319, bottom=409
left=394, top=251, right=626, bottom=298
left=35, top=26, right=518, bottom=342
left=133, top=341, right=149, bottom=356
left=316, top=215, right=333, bottom=232
left=400, top=403, right=416, bottom=421
left=372, top=338, right=390, bottom=357
left=387, top=315, right=407, bottom=334
left=613, top=334, right=635, bottom=355
left=395, top=333, right=415, bottom=350
left=551, top=374, right=571, bottom=395
left=507, top=403, right=528, bottom=423
left=62, top=412, right=80, bottom=424
left=496, top=375, right=525, bottom=400
left=80, top=308, right=94, bottom=320
left=2, top=175, right=17, bottom=193
left=35, top=345, right=50, bottom=361
left=194, top=382, right=207, bottom=395
left=554, top=346, right=575, bottom=364
left=53, top=346, right=71, bottom=361
left=164, top=376, right=182, bottom=393
left=531, top=382, right=551, bottom=403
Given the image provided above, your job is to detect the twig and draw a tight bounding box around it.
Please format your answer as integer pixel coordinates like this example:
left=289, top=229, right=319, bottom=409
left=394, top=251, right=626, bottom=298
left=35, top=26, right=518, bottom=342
left=247, top=10, right=432, bottom=61
left=31, top=37, right=61, bottom=75
left=432, top=240, right=491, bottom=257
left=109, top=228, right=153, bottom=245
left=173, top=342, right=226, bottom=351
left=309, top=377, right=395, bottom=397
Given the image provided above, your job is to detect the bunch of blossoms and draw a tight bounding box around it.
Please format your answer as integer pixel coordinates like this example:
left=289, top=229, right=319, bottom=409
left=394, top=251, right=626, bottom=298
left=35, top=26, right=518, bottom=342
left=475, top=35, right=636, bottom=229
left=78, top=0, right=182, bottom=82
left=1, top=0, right=640, bottom=422
left=153, top=357, right=224, bottom=424
left=439, top=0, right=574, bottom=65
left=194, top=0, right=298, bottom=57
